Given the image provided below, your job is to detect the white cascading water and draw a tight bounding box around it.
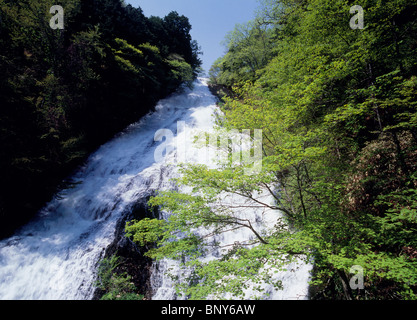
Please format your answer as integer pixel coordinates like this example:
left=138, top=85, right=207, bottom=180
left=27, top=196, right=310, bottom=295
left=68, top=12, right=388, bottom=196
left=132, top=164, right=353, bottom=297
left=0, top=78, right=312, bottom=300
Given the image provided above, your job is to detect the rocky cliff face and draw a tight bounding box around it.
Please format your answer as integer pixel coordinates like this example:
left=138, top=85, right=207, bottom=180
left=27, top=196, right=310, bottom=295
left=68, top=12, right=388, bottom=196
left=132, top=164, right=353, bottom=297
left=93, top=199, right=158, bottom=300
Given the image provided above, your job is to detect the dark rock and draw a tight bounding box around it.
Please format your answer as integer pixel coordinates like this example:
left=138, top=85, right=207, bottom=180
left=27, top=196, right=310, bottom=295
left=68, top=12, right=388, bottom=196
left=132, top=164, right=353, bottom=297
left=92, top=197, right=159, bottom=300
left=207, top=83, right=232, bottom=102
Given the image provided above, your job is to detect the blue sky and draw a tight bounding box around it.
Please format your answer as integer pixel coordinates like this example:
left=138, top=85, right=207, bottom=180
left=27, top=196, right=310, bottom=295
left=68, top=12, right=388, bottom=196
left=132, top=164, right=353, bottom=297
left=126, top=0, right=259, bottom=72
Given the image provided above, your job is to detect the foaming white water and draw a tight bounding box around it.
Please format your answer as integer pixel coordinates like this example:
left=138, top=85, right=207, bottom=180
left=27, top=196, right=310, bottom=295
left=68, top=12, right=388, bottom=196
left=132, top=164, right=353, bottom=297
left=0, top=78, right=311, bottom=300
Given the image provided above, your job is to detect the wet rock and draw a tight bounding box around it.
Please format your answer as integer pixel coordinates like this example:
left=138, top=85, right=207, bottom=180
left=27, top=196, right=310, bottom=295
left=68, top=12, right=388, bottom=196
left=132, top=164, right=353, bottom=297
left=92, top=198, right=158, bottom=300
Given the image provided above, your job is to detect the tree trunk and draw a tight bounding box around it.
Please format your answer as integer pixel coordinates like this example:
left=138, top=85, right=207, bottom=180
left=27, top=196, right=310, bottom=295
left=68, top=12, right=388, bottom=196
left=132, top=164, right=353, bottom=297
left=295, top=165, right=307, bottom=219
left=337, top=270, right=354, bottom=300
left=391, top=131, right=410, bottom=178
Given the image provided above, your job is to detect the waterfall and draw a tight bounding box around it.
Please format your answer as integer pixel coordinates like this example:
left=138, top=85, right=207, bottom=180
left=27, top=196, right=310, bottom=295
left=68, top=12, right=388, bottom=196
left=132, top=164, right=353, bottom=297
left=0, top=78, right=311, bottom=300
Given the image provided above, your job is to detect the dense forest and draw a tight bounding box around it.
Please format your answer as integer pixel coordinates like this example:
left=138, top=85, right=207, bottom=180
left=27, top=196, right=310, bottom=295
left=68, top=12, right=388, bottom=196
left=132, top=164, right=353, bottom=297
left=125, top=0, right=417, bottom=300
left=0, top=0, right=201, bottom=238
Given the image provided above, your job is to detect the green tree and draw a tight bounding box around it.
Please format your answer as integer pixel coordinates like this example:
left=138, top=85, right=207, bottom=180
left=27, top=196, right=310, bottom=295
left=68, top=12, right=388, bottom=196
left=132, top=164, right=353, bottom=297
left=95, top=255, right=144, bottom=300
